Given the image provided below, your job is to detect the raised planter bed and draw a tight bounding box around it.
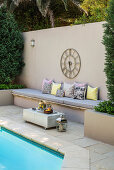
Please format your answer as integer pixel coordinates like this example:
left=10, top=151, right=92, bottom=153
left=84, top=109, right=114, bottom=145
left=0, top=90, right=13, bottom=106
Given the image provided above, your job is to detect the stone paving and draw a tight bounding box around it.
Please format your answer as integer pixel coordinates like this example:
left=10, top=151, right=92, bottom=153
left=0, top=105, right=114, bottom=170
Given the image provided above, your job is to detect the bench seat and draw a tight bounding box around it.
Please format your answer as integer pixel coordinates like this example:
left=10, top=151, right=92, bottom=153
left=12, top=88, right=102, bottom=109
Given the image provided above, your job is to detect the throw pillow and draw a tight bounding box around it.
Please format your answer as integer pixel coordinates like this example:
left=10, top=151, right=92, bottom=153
left=42, top=79, right=53, bottom=94
left=63, top=83, right=74, bottom=98
left=56, top=89, right=65, bottom=97
left=86, top=85, right=98, bottom=101
left=74, top=86, right=86, bottom=100
left=74, top=82, right=87, bottom=87
left=51, top=83, right=61, bottom=95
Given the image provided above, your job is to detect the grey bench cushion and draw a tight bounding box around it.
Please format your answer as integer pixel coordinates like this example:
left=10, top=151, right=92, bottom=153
left=12, top=88, right=102, bottom=109
left=63, top=97, right=102, bottom=109
left=12, top=89, right=64, bottom=104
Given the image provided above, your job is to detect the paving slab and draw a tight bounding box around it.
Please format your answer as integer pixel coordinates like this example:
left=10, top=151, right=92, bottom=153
left=73, top=137, right=100, bottom=147
left=86, top=143, right=114, bottom=154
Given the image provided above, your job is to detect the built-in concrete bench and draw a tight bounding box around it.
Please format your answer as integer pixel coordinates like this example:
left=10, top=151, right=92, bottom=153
left=12, top=88, right=102, bottom=123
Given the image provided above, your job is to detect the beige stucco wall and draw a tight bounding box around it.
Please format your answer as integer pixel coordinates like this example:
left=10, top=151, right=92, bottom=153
left=20, top=22, right=107, bottom=100
left=84, top=109, right=114, bottom=145
left=0, top=90, right=14, bottom=106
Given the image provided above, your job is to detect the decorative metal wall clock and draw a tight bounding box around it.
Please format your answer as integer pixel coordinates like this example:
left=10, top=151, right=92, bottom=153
left=60, top=48, right=81, bottom=79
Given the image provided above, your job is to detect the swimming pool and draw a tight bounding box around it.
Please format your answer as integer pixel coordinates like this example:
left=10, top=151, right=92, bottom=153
left=0, top=127, right=63, bottom=170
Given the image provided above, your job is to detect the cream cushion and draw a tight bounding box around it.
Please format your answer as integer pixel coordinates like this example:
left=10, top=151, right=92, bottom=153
left=63, top=82, right=74, bottom=98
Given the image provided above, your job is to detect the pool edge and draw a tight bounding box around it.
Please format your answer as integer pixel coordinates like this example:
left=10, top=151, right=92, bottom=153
left=0, top=125, right=64, bottom=159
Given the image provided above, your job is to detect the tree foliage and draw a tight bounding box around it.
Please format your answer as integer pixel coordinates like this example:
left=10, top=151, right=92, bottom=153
left=0, top=6, right=24, bottom=84
left=13, top=0, right=84, bottom=31
left=81, top=0, right=108, bottom=15
left=0, top=0, right=86, bottom=27
left=75, top=0, right=109, bottom=24
left=14, top=0, right=51, bottom=32
left=0, top=0, right=109, bottom=31
left=103, top=0, right=114, bottom=102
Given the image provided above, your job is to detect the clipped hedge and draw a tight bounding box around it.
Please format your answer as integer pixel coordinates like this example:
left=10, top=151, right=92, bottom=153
left=103, top=0, right=114, bottom=102
left=0, top=84, right=25, bottom=90
left=0, top=6, right=24, bottom=84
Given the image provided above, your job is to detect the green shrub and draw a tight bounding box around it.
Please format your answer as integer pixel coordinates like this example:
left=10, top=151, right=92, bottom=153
left=0, top=6, right=24, bottom=84
left=103, top=0, right=114, bottom=102
left=0, top=84, right=25, bottom=90
left=94, top=101, right=114, bottom=115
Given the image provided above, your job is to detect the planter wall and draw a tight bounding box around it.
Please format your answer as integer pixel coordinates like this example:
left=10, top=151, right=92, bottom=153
left=0, top=90, right=14, bottom=106
left=84, top=109, right=114, bottom=145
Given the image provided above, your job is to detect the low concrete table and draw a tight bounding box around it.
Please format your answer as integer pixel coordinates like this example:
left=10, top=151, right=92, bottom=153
left=23, top=108, right=62, bottom=129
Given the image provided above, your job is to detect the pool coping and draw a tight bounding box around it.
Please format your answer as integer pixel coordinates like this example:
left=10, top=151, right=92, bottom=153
left=0, top=126, right=64, bottom=158
left=0, top=125, right=89, bottom=170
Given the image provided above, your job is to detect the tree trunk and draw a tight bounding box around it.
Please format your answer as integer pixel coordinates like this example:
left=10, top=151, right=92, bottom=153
left=47, top=9, right=55, bottom=28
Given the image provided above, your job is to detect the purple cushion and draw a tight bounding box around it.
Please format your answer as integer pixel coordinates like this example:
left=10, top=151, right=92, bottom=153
left=42, top=79, right=53, bottom=94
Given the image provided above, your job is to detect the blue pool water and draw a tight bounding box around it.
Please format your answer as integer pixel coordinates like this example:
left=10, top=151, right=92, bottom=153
left=0, top=127, right=63, bottom=170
